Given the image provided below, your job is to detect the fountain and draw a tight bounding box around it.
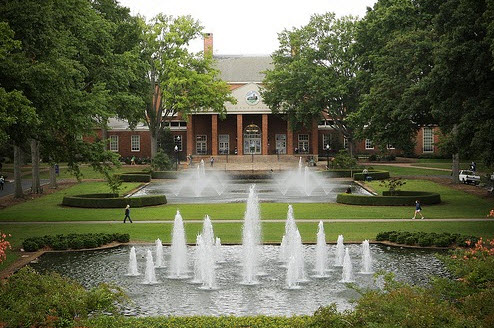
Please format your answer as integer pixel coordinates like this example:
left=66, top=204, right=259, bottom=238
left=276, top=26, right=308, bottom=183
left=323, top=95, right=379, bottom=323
left=126, top=246, right=140, bottom=276
left=275, top=157, right=335, bottom=196
left=143, top=249, right=158, bottom=284
left=335, top=235, right=345, bottom=267
left=191, top=216, right=218, bottom=289
left=313, top=221, right=329, bottom=278
left=360, top=240, right=373, bottom=274
left=173, top=160, right=229, bottom=197
left=285, top=256, right=301, bottom=289
left=155, top=239, right=165, bottom=268
left=240, top=185, right=262, bottom=285
left=340, top=248, right=354, bottom=283
left=215, top=237, right=225, bottom=263
left=168, top=210, right=189, bottom=279
left=280, top=205, right=307, bottom=284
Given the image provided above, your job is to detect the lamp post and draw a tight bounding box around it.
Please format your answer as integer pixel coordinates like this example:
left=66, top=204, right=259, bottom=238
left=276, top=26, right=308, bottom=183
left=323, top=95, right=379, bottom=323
left=326, top=144, right=330, bottom=170
left=174, top=145, right=179, bottom=171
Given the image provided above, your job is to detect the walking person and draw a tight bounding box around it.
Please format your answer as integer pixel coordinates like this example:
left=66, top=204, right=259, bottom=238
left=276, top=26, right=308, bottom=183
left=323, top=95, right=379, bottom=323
left=123, top=204, right=132, bottom=223
left=0, top=175, right=4, bottom=190
left=412, top=200, right=424, bottom=219
left=210, top=156, right=214, bottom=167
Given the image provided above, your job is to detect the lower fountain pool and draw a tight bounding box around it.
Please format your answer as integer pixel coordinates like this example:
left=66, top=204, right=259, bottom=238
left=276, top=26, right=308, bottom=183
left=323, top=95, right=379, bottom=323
left=29, top=244, right=449, bottom=317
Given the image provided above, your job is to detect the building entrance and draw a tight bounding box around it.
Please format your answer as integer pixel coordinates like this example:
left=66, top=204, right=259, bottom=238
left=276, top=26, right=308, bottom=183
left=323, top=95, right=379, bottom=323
left=243, top=124, right=262, bottom=154
left=276, top=134, right=286, bottom=154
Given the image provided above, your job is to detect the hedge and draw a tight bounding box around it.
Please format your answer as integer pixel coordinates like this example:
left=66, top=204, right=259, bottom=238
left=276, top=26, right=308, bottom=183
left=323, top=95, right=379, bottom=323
left=336, top=190, right=441, bottom=206
left=62, top=194, right=166, bottom=208
left=376, top=230, right=479, bottom=248
left=22, top=233, right=130, bottom=252
left=353, top=170, right=390, bottom=181
left=118, top=172, right=151, bottom=182
left=151, top=171, right=179, bottom=179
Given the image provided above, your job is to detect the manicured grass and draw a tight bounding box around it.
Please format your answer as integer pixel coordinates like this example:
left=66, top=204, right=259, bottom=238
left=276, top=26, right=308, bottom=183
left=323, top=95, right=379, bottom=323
left=410, top=162, right=490, bottom=173
left=367, top=165, right=450, bottom=176
left=1, top=179, right=493, bottom=222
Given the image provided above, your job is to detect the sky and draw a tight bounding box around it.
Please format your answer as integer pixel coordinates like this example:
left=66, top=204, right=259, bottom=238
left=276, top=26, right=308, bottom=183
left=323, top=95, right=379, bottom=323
left=118, top=0, right=377, bottom=55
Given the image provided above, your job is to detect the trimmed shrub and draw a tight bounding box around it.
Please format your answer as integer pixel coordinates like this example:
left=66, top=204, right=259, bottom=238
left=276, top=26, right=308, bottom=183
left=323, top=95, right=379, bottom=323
left=118, top=172, right=151, bottom=182
left=337, top=191, right=441, bottom=206
left=388, top=232, right=399, bottom=243
left=396, top=232, right=410, bottom=244
left=21, top=233, right=130, bottom=252
left=115, top=233, right=130, bottom=243
left=418, top=236, right=433, bottom=247
left=151, top=171, right=180, bottom=179
left=52, top=239, right=69, bottom=250
left=22, top=239, right=39, bottom=252
left=68, top=238, right=85, bottom=250
left=353, top=170, right=390, bottom=181
left=405, top=236, right=418, bottom=245
left=62, top=194, right=166, bottom=208
left=376, top=231, right=394, bottom=241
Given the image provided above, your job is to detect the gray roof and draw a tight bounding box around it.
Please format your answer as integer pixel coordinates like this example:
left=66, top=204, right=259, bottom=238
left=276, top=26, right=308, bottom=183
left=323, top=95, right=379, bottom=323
left=214, top=55, right=273, bottom=82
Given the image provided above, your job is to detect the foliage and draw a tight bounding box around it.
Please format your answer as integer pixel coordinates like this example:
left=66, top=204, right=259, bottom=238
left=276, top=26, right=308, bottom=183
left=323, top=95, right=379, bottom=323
left=151, top=151, right=173, bottom=171
left=0, top=267, right=125, bottom=328
left=379, top=177, right=407, bottom=195
left=0, top=232, right=11, bottom=263
left=376, top=230, right=478, bottom=248
left=141, top=14, right=235, bottom=157
left=22, top=233, right=130, bottom=252
left=106, top=174, right=122, bottom=194
left=331, top=150, right=358, bottom=169
left=118, top=172, right=151, bottom=182
left=352, top=170, right=390, bottom=181
left=263, top=13, right=361, bottom=154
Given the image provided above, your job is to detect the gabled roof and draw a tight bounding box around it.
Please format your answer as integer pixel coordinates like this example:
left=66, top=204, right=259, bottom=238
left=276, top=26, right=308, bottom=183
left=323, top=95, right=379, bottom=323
left=215, top=55, right=273, bottom=83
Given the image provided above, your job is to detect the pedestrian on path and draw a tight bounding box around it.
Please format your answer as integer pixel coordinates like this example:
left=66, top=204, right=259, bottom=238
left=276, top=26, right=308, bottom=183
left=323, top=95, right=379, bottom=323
left=210, top=156, right=214, bottom=167
left=0, top=175, right=4, bottom=190
left=412, top=200, right=424, bottom=219
left=123, top=204, right=132, bottom=223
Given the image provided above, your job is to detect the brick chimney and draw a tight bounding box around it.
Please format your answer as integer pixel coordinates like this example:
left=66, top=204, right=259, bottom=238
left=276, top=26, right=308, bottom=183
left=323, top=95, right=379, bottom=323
left=204, top=32, right=213, bottom=54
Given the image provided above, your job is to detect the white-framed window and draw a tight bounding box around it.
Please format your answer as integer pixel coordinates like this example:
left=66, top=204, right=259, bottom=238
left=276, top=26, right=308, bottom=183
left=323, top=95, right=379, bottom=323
left=131, top=135, right=140, bottom=152
left=109, top=135, right=118, bottom=152
left=174, top=135, right=182, bottom=151
left=218, top=134, right=229, bottom=154
left=365, top=139, right=374, bottom=150
left=196, top=135, right=207, bottom=155
left=343, top=137, right=348, bottom=149
left=322, top=134, right=331, bottom=150
left=423, top=127, right=434, bottom=152
left=387, top=143, right=395, bottom=150
left=298, top=134, right=309, bottom=153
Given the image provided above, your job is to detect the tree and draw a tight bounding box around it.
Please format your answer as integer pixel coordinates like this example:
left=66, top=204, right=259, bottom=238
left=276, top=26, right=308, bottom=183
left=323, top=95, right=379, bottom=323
left=351, top=0, right=439, bottom=154
left=262, top=13, right=361, bottom=155
left=141, top=14, right=236, bottom=158
left=427, top=0, right=494, bottom=170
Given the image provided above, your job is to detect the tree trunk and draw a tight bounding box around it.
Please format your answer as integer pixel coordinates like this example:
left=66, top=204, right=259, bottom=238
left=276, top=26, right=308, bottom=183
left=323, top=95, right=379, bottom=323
left=452, top=153, right=460, bottom=184
left=49, top=164, right=57, bottom=188
left=13, top=145, right=23, bottom=198
left=150, top=132, right=158, bottom=158
left=30, top=139, right=42, bottom=194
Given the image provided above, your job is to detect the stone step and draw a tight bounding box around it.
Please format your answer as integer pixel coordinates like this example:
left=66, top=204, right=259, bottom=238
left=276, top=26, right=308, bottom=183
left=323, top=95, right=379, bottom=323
left=189, top=154, right=317, bottom=164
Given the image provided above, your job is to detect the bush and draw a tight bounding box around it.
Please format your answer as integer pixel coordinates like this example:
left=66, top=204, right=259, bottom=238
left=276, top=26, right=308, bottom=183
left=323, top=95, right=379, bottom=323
left=331, top=150, right=358, bottom=169
left=388, top=232, right=399, bottom=243
left=418, top=236, right=433, bottom=247
left=62, top=194, right=166, bottom=208
left=405, top=236, right=418, bottom=245
left=118, top=172, right=151, bottom=182
left=337, top=191, right=441, bottom=206
left=68, top=237, right=85, bottom=250
left=396, top=232, right=410, bottom=244
left=151, top=150, right=173, bottom=171
left=115, top=233, right=130, bottom=243
left=0, top=267, right=125, bottom=328
left=353, top=170, right=390, bottom=181
left=22, top=239, right=39, bottom=252
left=52, top=239, right=69, bottom=250
left=151, top=171, right=180, bottom=179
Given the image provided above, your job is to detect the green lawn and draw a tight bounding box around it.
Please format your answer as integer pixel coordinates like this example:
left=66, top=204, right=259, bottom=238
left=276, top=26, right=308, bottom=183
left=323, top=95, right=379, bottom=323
left=411, top=162, right=490, bottom=173
left=1, top=179, right=493, bottom=222
left=367, top=165, right=450, bottom=176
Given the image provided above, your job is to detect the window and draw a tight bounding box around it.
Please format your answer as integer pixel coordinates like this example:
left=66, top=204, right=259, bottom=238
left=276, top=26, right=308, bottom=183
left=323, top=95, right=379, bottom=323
left=322, top=134, right=331, bottom=150
left=365, top=139, right=374, bottom=150
left=219, top=135, right=229, bottom=154
left=298, top=134, right=309, bottom=153
left=109, top=135, right=118, bottom=152
left=131, top=135, right=140, bottom=152
left=196, top=135, right=207, bottom=155
left=387, top=144, right=395, bottom=150
left=174, top=135, right=182, bottom=151
left=343, top=137, right=348, bottom=149
left=423, top=127, right=434, bottom=152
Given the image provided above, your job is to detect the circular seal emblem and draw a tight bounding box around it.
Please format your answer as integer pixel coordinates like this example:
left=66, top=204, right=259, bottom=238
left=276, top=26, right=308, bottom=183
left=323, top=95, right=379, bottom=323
left=245, top=90, right=260, bottom=105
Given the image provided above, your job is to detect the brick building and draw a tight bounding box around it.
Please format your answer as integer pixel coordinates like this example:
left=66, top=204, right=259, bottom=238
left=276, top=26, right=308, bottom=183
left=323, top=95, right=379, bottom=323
left=104, top=33, right=440, bottom=161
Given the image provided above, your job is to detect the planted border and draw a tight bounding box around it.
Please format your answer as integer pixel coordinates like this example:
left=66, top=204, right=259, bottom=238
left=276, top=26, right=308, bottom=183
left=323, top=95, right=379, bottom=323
left=320, top=169, right=390, bottom=180
left=336, top=190, right=441, bottom=206
left=151, top=171, right=179, bottom=179
left=118, top=172, right=151, bottom=182
left=353, top=170, right=390, bottom=181
left=376, top=231, right=478, bottom=248
left=22, top=233, right=130, bottom=252
left=62, top=193, right=166, bottom=208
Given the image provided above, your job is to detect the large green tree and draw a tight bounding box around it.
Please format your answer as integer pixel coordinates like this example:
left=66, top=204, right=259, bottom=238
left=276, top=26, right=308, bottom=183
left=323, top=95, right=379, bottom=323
left=262, top=13, right=361, bottom=155
left=427, top=0, right=494, bottom=168
left=351, top=0, right=439, bottom=154
left=141, top=14, right=235, bottom=157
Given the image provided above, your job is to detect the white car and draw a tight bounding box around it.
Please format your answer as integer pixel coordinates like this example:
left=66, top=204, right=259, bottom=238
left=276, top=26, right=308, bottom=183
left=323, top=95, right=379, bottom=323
left=459, top=170, right=480, bottom=185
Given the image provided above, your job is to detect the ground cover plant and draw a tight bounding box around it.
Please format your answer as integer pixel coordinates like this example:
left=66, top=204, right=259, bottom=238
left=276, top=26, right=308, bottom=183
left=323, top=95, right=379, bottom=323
left=22, top=233, right=130, bottom=252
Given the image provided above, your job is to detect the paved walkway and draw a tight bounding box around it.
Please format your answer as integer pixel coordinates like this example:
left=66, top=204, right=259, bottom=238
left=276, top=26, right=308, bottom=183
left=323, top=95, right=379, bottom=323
left=1, top=218, right=493, bottom=225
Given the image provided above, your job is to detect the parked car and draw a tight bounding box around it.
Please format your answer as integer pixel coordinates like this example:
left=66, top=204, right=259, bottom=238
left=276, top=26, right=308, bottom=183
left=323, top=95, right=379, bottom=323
left=459, top=170, right=481, bottom=185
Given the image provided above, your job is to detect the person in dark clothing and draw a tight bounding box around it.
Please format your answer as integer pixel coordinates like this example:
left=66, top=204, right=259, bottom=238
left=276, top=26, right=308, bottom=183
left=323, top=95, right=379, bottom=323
left=412, top=200, right=424, bottom=219
left=345, top=186, right=352, bottom=194
left=123, top=204, right=132, bottom=223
